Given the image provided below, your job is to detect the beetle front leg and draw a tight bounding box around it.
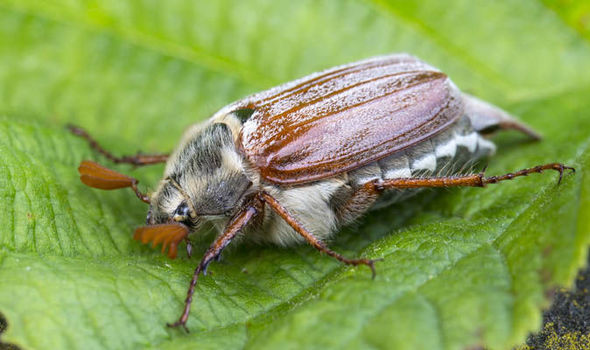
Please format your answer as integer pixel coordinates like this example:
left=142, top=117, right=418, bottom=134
left=68, top=124, right=169, bottom=166
left=260, top=192, right=380, bottom=279
left=167, top=198, right=262, bottom=332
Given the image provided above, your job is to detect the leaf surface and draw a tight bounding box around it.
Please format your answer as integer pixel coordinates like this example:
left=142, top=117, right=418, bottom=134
left=0, top=1, right=589, bottom=349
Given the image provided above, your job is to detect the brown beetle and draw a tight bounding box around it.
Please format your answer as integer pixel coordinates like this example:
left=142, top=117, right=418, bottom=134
left=70, top=54, right=574, bottom=331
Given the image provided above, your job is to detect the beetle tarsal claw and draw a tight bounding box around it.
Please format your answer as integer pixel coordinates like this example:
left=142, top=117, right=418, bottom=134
left=480, top=162, right=576, bottom=187
left=340, top=257, right=382, bottom=279
left=185, top=239, right=193, bottom=258
left=361, top=258, right=382, bottom=280
left=372, top=258, right=386, bottom=279
left=200, top=259, right=213, bottom=276
left=557, top=164, right=576, bottom=185
left=166, top=321, right=190, bottom=333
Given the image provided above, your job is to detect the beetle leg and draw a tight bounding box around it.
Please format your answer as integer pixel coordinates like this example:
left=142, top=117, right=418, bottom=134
left=67, top=124, right=169, bottom=166
left=167, top=198, right=262, bottom=332
left=259, top=192, right=380, bottom=279
left=185, top=237, right=193, bottom=258
left=367, top=162, right=574, bottom=191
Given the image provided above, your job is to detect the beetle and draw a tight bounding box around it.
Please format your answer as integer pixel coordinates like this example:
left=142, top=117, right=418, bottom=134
left=69, top=54, right=574, bottom=331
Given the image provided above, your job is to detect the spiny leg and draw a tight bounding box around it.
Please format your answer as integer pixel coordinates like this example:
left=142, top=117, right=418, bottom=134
left=167, top=199, right=262, bottom=332
left=260, top=192, right=380, bottom=279
left=368, top=162, right=574, bottom=191
left=67, top=124, right=169, bottom=166
left=480, top=163, right=574, bottom=185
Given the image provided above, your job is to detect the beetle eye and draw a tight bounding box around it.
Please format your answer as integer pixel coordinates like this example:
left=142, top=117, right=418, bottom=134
left=173, top=202, right=191, bottom=222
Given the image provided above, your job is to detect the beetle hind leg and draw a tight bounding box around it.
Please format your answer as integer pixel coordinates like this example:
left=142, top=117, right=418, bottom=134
left=365, top=162, right=574, bottom=191
left=260, top=192, right=381, bottom=279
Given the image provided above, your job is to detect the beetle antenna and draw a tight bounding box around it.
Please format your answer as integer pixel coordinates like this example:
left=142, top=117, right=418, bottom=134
left=77, top=160, right=150, bottom=204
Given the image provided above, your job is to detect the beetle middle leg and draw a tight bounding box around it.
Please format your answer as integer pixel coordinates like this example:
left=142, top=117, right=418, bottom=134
left=260, top=192, right=379, bottom=279
left=67, top=124, right=169, bottom=166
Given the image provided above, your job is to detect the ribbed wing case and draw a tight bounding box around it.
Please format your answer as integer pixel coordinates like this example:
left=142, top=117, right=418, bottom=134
left=237, top=54, right=463, bottom=184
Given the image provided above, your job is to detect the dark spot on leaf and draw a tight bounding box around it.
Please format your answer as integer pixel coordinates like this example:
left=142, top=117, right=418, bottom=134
left=0, top=312, right=21, bottom=350
left=543, top=245, right=553, bottom=258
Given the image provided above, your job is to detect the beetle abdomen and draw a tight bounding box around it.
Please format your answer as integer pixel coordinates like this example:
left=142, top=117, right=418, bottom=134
left=350, top=117, right=494, bottom=182
left=336, top=116, right=496, bottom=221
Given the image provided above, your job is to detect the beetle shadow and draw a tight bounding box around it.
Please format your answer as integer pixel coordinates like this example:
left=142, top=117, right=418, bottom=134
left=330, top=189, right=442, bottom=253
left=181, top=185, right=467, bottom=268
left=327, top=129, right=551, bottom=256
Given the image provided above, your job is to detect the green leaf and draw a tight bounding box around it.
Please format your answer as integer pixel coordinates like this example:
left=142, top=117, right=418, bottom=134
left=1, top=1, right=589, bottom=349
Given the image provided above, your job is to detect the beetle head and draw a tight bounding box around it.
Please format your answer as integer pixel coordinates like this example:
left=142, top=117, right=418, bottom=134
left=146, top=122, right=253, bottom=230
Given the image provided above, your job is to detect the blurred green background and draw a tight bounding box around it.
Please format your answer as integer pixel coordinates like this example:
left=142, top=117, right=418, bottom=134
left=0, top=1, right=589, bottom=349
